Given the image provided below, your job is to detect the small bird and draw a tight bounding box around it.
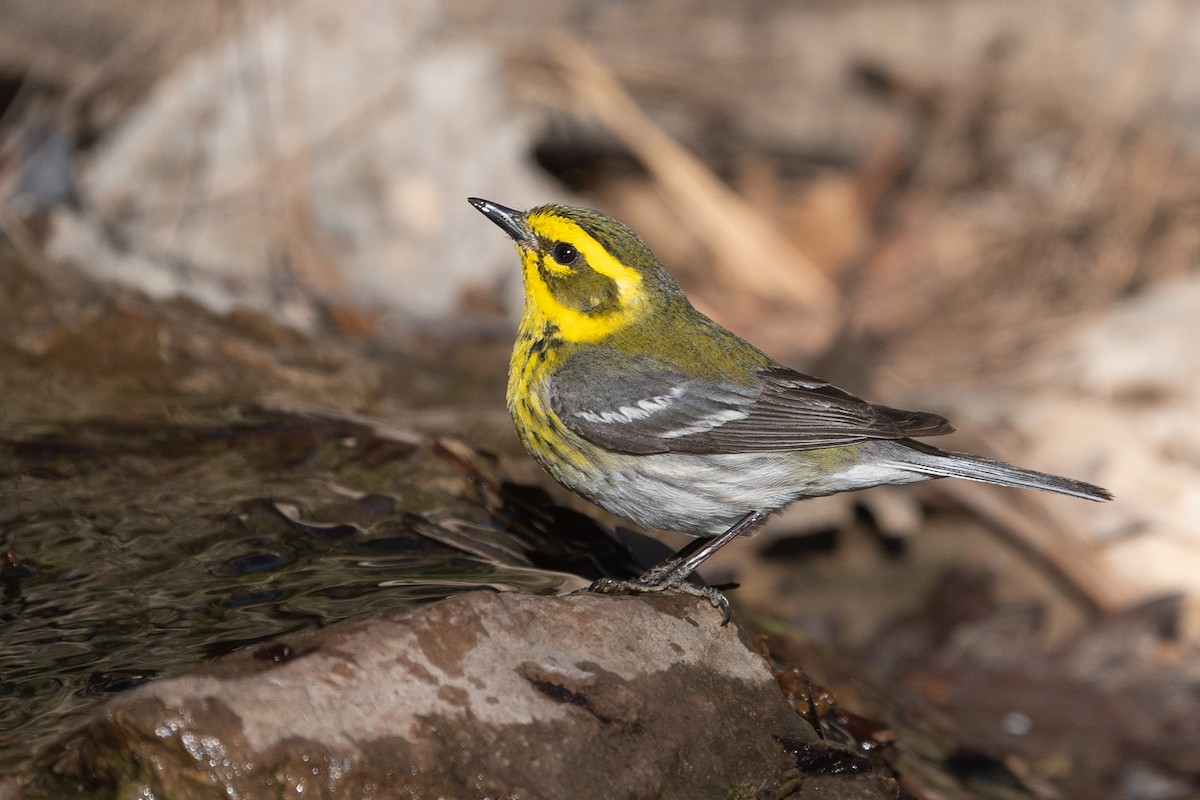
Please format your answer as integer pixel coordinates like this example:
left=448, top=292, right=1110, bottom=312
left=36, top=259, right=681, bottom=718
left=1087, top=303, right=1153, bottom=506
left=469, top=197, right=1111, bottom=621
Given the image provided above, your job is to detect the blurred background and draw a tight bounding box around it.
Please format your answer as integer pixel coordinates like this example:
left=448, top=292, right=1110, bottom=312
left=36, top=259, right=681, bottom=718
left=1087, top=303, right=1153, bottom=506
left=3, top=1, right=1200, bottom=798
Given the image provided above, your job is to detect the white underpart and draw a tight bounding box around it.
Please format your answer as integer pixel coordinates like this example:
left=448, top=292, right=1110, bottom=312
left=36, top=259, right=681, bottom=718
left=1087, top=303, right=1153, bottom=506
left=545, top=450, right=928, bottom=538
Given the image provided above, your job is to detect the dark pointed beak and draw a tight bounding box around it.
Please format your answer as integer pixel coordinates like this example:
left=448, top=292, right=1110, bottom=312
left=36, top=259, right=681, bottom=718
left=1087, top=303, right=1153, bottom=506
left=468, top=197, right=535, bottom=247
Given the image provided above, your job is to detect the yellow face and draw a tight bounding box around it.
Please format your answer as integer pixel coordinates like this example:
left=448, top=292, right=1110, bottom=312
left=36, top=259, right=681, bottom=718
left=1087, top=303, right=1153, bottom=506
left=515, top=206, right=651, bottom=343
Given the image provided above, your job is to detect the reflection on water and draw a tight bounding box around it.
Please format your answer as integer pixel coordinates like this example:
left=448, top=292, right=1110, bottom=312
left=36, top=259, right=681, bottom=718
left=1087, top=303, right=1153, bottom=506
left=0, top=415, right=590, bottom=775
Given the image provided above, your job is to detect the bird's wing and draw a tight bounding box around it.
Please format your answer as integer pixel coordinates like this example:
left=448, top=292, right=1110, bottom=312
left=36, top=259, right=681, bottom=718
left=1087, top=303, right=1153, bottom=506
left=546, top=349, right=954, bottom=455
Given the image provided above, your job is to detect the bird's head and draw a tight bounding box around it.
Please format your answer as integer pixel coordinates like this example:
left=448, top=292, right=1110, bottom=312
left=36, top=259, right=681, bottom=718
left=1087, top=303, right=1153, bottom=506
left=469, top=198, right=682, bottom=342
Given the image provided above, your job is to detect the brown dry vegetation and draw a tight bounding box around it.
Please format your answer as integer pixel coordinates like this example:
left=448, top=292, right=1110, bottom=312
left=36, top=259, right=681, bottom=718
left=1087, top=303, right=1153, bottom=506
left=2, top=2, right=1199, bottom=798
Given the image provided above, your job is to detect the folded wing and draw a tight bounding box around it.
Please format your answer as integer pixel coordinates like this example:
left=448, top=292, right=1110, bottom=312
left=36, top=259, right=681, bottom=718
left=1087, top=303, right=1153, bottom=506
left=547, top=349, right=954, bottom=455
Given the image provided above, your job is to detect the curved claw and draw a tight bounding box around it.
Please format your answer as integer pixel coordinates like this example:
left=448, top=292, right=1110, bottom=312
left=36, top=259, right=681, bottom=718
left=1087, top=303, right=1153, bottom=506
left=582, top=512, right=759, bottom=627
left=712, top=591, right=732, bottom=626
left=587, top=577, right=623, bottom=595
left=585, top=577, right=732, bottom=626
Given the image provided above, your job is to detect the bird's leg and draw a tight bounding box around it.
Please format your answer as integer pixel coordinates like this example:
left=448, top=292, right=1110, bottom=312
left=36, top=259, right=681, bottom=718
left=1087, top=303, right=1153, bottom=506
left=635, top=510, right=767, bottom=587
left=589, top=510, right=768, bottom=624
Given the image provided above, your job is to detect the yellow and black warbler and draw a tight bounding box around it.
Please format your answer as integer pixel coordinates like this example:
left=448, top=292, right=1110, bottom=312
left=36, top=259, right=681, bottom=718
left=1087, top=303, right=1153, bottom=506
left=469, top=197, right=1111, bottom=620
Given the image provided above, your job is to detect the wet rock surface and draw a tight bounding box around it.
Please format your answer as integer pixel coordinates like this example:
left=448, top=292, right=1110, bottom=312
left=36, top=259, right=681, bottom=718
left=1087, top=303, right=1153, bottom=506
left=37, top=591, right=896, bottom=800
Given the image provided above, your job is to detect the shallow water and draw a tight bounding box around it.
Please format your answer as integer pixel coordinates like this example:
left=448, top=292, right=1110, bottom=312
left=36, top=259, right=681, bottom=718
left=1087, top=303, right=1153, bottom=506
left=0, top=414, right=588, bottom=776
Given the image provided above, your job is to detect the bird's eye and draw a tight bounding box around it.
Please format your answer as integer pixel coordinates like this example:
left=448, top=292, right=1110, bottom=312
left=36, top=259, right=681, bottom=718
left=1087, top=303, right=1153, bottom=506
left=551, top=242, right=579, bottom=266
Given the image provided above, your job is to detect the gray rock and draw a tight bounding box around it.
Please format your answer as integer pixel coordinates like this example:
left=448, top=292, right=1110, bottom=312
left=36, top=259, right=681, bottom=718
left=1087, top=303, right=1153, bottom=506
left=49, top=591, right=897, bottom=799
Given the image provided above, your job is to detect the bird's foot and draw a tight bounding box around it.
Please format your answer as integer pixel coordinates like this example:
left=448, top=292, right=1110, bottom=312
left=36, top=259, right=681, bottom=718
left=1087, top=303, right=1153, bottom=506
left=588, top=576, right=732, bottom=625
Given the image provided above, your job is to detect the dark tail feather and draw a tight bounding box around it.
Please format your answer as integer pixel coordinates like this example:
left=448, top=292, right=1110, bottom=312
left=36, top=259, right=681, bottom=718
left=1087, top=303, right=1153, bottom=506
left=895, top=441, right=1112, bottom=502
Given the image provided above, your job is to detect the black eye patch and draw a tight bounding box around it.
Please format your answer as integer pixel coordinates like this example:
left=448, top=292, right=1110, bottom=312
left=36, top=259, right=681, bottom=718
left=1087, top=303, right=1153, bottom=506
left=551, top=242, right=579, bottom=266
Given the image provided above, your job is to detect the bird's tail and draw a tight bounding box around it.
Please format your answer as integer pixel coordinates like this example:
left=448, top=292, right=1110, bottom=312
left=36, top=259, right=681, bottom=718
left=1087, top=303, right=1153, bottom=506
left=894, top=441, right=1112, bottom=502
